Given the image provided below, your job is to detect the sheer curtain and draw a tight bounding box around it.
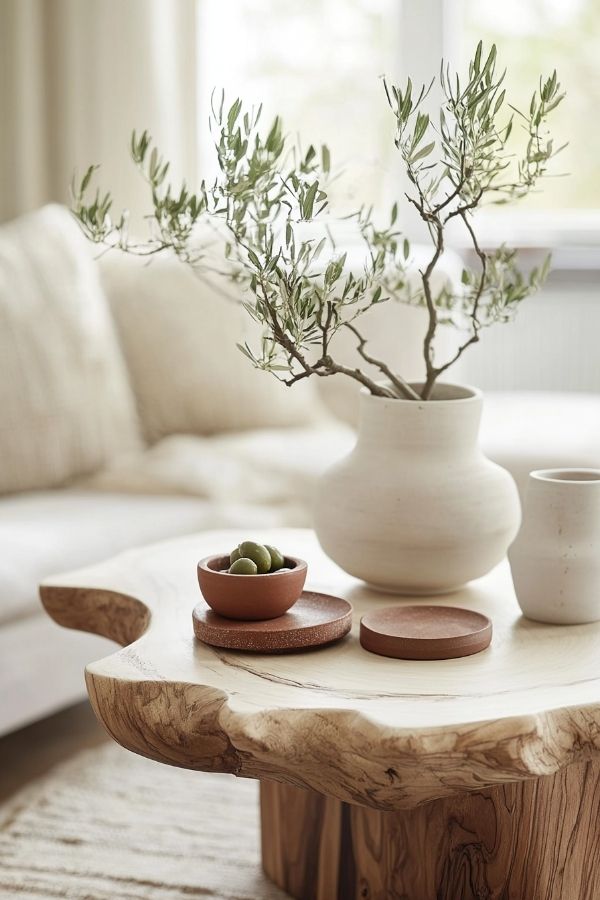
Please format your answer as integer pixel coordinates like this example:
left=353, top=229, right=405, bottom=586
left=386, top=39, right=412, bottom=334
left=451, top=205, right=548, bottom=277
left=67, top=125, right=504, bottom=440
left=0, top=0, right=199, bottom=226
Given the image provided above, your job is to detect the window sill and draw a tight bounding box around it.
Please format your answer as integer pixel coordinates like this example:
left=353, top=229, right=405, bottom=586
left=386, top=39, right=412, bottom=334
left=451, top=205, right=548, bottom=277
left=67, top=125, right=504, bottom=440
left=331, top=213, right=599, bottom=278
left=449, top=210, right=600, bottom=276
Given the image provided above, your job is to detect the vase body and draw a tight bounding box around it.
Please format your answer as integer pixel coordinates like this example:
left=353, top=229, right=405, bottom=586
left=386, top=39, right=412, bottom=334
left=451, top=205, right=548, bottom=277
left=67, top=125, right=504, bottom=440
left=314, top=384, right=521, bottom=593
left=509, top=469, right=600, bottom=624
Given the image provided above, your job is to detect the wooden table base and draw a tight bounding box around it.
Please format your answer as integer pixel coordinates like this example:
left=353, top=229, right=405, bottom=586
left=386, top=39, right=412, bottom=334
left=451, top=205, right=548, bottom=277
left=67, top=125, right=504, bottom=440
left=260, top=757, right=600, bottom=900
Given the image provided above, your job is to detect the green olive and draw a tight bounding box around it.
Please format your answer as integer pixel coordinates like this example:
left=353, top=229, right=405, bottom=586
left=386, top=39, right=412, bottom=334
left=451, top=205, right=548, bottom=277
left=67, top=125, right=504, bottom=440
left=238, top=541, right=272, bottom=574
left=230, top=546, right=242, bottom=565
left=265, top=544, right=285, bottom=572
left=229, top=557, right=258, bottom=575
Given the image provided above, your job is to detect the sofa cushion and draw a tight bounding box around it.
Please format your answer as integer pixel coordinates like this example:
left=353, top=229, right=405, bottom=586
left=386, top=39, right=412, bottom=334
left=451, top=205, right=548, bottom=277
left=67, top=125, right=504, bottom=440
left=0, top=205, right=141, bottom=494
left=0, top=490, right=285, bottom=627
left=0, top=615, right=114, bottom=736
left=79, top=424, right=356, bottom=513
left=100, top=253, right=329, bottom=442
left=81, top=391, right=600, bottom=510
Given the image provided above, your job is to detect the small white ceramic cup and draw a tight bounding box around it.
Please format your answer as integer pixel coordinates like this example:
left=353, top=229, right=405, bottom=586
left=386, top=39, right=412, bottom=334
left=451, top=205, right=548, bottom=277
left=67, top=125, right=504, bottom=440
left=509, top=468, right=600, bottom=624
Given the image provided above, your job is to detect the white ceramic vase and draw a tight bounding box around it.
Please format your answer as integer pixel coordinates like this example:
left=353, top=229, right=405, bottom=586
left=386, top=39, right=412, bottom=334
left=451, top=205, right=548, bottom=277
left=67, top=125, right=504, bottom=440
left=314, top=383, right=521, bottom=593
left=509, top=468, right=600, bottom=624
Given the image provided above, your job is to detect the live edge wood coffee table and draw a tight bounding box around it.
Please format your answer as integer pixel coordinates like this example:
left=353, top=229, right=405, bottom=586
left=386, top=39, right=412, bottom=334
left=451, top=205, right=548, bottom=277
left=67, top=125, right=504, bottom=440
left=41, top=528, right=600, bottom=900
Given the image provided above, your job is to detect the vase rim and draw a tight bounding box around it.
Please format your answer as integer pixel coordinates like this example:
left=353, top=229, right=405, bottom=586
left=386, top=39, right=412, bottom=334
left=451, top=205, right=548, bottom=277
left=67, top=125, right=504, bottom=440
left=530, top=467, right=600, bottom=484
left=361, top=381, right=482, bottom=404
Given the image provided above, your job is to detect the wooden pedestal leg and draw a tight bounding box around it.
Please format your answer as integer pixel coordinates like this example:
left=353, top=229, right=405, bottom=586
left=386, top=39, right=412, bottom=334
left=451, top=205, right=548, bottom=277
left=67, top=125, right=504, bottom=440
left=260, top=757, right=600, bottom=900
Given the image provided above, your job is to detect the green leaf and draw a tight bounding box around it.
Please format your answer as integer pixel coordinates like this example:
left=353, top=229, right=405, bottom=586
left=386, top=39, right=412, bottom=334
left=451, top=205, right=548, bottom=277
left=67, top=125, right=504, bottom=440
left=81, top=165, right=96, bottom=193
left=530, top=93, right=537, bottom=116
left=411, top=141, right=435, bottom=164
left=313, top=236, right=327, bottom=259
left=303, top=181, right=319, bottom=219
left=540, top=253, right=552, bottom=282
left=493, top=89, right=506, bottom=114
left=266, top=117, right=282, bottom=153
left=412, top=112, right=430, bottom=147
left=227, top=98, right=242, bottom=131
left=235, top=344, right=255, bottom=363
left=481, top=44, right=497, bottom=80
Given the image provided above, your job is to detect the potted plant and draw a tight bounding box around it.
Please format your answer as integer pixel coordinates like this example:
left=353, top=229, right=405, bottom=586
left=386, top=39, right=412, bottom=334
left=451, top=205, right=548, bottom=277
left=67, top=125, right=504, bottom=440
left=73, top=43, right=564, bottom=592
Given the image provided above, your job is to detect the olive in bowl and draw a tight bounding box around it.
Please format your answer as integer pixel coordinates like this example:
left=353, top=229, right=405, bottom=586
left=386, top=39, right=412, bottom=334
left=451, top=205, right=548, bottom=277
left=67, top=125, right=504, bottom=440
left=197, top=554, right=307, bottom=620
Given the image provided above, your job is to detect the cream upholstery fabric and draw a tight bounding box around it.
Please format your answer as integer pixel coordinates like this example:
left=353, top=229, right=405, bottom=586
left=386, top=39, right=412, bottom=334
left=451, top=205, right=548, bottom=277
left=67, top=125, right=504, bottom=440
left=79, top=424, right=356, bottom=517
left=0, top=616, right=114, bottom=736
left=0, top=489, right=285, bottom=627
left=101, top=253, right=329, bottom=441
left=0, top=206, right=141, bottom=494
left=80, top=392, right=600, bottom=509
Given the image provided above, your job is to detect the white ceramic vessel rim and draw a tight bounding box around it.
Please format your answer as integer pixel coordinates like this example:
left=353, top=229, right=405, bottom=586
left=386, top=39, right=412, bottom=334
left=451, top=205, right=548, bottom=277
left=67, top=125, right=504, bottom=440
left=530, top=468, right=600, bottom=484
left=361, top=382, right=482, bottom=404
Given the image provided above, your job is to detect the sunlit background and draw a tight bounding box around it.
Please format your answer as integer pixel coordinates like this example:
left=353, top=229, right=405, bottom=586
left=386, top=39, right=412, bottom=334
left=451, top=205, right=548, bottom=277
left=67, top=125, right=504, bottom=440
left=199, top=0, right=600, bottom=391
left=199, top=0, right=600, bottom=215
left=463, top=0, right=600, bottom=211
left=1, top=0, right=599, bottom=390
left=198, top=0, right=401, bottom=211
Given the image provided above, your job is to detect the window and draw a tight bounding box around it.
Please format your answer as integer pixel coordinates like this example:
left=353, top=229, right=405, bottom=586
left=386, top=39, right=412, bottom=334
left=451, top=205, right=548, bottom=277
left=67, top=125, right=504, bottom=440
left=461, top=0, right=600, bottom=211
left=198, top=0, right=600, bottom=255
left=198, top=0, right=402, bottom=212
left=458, top=0, right=600, bottom=255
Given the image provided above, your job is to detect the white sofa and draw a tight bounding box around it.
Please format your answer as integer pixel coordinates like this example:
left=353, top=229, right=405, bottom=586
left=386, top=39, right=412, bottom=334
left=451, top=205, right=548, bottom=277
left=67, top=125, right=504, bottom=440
left=1, top=205, right=599, bottom=736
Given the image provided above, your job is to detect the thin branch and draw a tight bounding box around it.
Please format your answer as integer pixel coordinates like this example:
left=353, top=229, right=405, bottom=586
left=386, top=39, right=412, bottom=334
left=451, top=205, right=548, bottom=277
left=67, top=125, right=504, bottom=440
left=419, top=217, right=444, bottom=399
left=319, top=357, right=398, bottom=397
left=423, top=208, right=487, bottom=384
left=459, top=209, right=487, bottom=327
left=443, top=188, right=484, bottom=225
left=431, top=176, right=465, bottom=216
left=258, top=275, right=396, bottom=398
left=344, top=323, right=420, bottom=400
left=320, top=300, right=334, bottom=359
left=429, top=332, right=480, bottom=382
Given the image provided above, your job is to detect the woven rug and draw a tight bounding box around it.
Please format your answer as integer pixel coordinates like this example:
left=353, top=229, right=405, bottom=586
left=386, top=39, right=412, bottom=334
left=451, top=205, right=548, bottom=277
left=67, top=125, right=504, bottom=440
left=0, top=742, right=288, bottom=899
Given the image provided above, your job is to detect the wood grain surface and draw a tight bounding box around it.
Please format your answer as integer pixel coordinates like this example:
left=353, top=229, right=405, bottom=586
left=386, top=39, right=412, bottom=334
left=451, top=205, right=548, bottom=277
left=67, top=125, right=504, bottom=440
left=261, top=758, right=600, bottom=900
left=40, top=528, right=600, bottom=811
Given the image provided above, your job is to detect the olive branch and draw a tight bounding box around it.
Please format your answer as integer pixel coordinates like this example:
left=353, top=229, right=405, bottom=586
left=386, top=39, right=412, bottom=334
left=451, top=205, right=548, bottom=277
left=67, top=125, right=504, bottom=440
left=72, top=42, right=565, bottom=400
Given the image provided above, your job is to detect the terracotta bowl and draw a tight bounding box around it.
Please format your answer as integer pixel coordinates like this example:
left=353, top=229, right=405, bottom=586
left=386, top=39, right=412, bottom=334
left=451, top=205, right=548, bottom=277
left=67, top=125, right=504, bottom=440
left=197, top=555, right=308, bottom=621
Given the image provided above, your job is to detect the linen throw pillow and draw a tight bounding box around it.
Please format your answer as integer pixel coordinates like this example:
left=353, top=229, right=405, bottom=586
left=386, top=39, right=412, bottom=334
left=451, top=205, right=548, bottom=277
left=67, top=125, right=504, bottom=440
left=0, top=205, right=141, bottom=494
left=101, top=252, right=329, bottom=441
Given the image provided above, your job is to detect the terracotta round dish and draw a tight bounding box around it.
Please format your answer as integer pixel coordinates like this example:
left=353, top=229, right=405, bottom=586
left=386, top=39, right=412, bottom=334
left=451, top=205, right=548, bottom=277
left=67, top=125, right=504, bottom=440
left=197, top=554, right=307, bottom=620
left=360, top=605, right=492, bottom=660
left=193, top=590, right=352, bottom=651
